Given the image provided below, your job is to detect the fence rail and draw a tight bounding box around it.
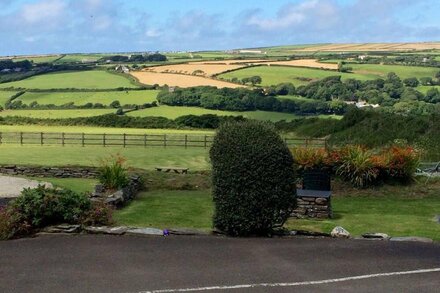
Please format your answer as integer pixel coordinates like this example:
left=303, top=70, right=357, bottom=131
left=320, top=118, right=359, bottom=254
left=0, top=131, right=328, bottom=149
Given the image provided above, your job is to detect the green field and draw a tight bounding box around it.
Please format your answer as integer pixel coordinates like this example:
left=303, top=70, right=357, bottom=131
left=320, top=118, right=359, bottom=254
left=0, top=109, right=115, bottom=118
left=127, top=105, right=302, bottom=121
left=0, top=70, right=137, bottom=90
left=350, top=64, right=439, bottom=79
left=416, top=85, right=440, bottom=94
left=12, top=55, right=62, bottom=63
left=0, top=91, right=16, bottom=106
left=218, top=65, right=375, bottom=86
left=55, top=54, right=107, bottom=63
left=0, top=125, right=213, bottom=134
left=17, top=90, right=159, bottom=106
left=0, top=145, right=210, bottom=170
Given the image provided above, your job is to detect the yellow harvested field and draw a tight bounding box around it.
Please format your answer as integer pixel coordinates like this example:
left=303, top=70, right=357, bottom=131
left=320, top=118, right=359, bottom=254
left=260, top=59, right=338, bottom=70
left=191, top=59, right=269, bottom=65
left=295, top=42, right=440, bottom=52
left=130, top=71, right=245, bottom=88
left=145, top=63, right=245, bottom=77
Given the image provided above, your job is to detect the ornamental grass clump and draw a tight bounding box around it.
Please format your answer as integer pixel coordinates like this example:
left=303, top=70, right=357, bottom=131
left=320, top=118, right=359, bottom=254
left=98, top=154, right=129, bottom=190
left=379, top=146, right=421, bottom=182
left=210, top=120, right=296, bottom=236
left=336, top=146, right=380, bottom=188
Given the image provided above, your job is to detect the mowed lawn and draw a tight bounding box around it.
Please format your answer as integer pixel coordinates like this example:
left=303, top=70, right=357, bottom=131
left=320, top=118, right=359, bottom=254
left=114, top=180, right=440, bottom=241
left=218, top=65, right=376, bottom=86
left=0, top=91, right=17, bottom=106
left=17, top=90, right=160, bottom=106
left=127, top=105, right=303, bottom=121
left=0, top=70, right=137, bottom=89
left=0, top=145, right=210, bottom=170
left=0, top=109, right=115, bottom=118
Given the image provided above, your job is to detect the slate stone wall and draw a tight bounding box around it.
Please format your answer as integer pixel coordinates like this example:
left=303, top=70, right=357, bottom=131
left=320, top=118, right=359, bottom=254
left=291, top=195, right=332, bottom=219
left=0, top=165, right=98, bottom=178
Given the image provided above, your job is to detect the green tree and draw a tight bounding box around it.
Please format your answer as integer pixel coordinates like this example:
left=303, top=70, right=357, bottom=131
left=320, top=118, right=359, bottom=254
left=403, top=77, right=419, bottom=87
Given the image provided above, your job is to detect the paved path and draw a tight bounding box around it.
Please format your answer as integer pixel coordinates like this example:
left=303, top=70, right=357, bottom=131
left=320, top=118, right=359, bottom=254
left=0, top=175, right=52, bottom=198
left=0, top=235, right=439, bottom=292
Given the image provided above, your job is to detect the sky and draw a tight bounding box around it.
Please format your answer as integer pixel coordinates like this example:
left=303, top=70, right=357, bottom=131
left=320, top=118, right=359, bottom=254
left=0, top=0, right=439, bottom=56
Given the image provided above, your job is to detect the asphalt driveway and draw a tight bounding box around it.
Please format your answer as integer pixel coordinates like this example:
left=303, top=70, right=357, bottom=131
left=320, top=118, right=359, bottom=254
left=0, top=234, right=439, bottom=292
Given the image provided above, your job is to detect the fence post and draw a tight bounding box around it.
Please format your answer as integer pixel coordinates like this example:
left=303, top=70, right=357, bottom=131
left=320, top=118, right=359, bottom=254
left=164, top=134, right=167, bottom=148
left=20, top=132, right=23, bottom=145
left=184, top=135, right=187, bottom=149
left=0, top=132, right=2, bottom=145
left=103, top=133, right=106, bottom=147
left=144, top=134, right=147, bottom=148
left=61, top=132, right=65, bottom=146
left=204, top=135, right=207, bottom=148
left=123, top=133, right=126, bottom=148
left=81, top=133, right=85, bottom=147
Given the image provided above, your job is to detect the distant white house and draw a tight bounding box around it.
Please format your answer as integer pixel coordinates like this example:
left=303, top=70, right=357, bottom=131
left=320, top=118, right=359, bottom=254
left=115, top=65, right=129, bottom=73
left=345, top=100, right=380, bottom=108
left=358, top=55, right=368, bottom=60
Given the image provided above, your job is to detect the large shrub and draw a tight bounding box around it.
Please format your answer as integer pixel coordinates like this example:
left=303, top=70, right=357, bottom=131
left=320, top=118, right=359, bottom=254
left=0, top=186, right=113, bottom=240
left=210, top=120, right=296, bottom=236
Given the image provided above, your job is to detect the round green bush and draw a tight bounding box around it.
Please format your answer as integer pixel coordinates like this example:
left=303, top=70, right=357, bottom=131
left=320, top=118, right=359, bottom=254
left=210, top=120, right=296, bottom=236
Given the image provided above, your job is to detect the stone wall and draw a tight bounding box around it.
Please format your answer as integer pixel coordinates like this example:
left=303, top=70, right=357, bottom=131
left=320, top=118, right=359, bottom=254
left=291, top=193, right=332, bottom=219
left=90, top=176, right=144, bottom=207
left=0, top=165, right=98, bottom=178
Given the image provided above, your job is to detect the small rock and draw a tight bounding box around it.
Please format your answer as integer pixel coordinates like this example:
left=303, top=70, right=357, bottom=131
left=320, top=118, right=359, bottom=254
left=43, top=224, right=80, bottom=234
left=126, top=228, right=164, bottom=236
left=315, top=198, right=327, bottom=204
left=84, top=226, right=128, bottom=235
left=331, top=226, right=350, bottom=238
left=362, top=233, right=390, bottom=240
left=390, top=237, right=433, bottom=243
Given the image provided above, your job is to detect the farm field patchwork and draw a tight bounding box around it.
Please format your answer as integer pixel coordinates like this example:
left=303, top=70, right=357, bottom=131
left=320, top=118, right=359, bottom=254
left=0, top=109, right=115, bottom=118
left=9, top=55, right=62, bottom=63
left=294, top=42, right=440, bottom=52
left=261, top=59, right=338, bottom=70
left=127, top=105, right=304, bottom=121
left=0, top=70, right=137, bottom=90
left=131, top=71, right=244, bottom=88
left=0, top=91, right=16, bottom=106
left=146, top=63, right=246, bottom=76
left=0, top=145, right=210, bottom=170
left=218, top=65, right=374, bottom=86
left=16, top=90, right=160, bottom=106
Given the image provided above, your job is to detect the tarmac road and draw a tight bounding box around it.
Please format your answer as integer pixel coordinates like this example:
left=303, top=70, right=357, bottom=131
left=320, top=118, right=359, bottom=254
left=0, top=234, right=439, bottom=293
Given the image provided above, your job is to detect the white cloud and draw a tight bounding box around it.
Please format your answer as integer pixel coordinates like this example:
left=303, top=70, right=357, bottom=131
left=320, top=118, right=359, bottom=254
left=145, top=28, right=162, bottom=38
left=20, top=0, right=66, bottom=24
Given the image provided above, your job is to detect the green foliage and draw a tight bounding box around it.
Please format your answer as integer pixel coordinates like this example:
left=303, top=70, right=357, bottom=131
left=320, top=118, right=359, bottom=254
left=12, top=186, right=91, bottom=227
left=98, top=154, right=129, bottom=190
left=210, top=120, right=296, bottom=236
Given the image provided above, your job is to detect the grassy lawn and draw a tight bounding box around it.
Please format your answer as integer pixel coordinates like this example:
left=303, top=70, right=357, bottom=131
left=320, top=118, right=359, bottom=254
left=30, top=177, right=97, bottom=193
left=0, top=145, right=210, bottom=170
left=0, top=125, right=213, bottom=135
left=128, top=105, right=304, bottom=121
left=114, top=178, right=440, bottom=241
left=0, top=91, right=17, bottom=106
left=218, top=65, right=375, bottom=86
left=114, top=190, right=213, bottom=230
left=0, top=109, right=115, bottom=118
left=17, top=90, right=160, bottom=106
left=0, top=70, right=137, bottom=90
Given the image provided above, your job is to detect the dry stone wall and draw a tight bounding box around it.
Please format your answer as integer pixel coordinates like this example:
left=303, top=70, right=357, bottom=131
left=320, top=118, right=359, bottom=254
left=0, top=165, right=98, bottom=178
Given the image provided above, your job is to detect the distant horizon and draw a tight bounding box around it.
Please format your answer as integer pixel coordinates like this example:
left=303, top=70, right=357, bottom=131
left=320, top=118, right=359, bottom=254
left=1, top=41, right=439, bottom=58
left=1, top=0, right=439, bottom=56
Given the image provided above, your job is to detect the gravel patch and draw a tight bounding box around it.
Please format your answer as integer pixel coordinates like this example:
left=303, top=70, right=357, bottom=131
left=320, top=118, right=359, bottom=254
left=0, top=175, right=52, bottom=198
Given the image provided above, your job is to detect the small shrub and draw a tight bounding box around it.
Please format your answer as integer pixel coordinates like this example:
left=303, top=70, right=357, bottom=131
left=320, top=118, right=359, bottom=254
left=210, top=120, right=296, bottom=236
left=98, top=154, right=129, bottom=190
left=379, top=146, right=420, bottom=182
left=81, top=201, right=113, bottom=226
left=291, top=147, right=331, bottom=170
left=336, top=146, right=380, bottom=188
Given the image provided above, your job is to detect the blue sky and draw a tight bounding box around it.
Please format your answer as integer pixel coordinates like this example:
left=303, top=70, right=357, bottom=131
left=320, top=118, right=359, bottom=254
left=0, top=0, right=439, bottom=56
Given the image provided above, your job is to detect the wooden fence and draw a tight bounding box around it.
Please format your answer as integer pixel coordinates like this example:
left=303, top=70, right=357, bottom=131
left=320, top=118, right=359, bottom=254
left=0, top=132, right=328, bottom=149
